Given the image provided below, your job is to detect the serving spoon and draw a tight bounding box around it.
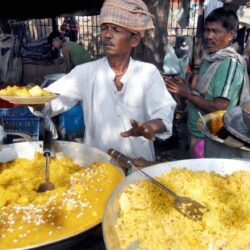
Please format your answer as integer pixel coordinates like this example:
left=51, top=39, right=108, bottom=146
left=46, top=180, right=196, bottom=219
left=108, top=149, right=207, bottom=220
left=38, top=130, right=55, bottom=192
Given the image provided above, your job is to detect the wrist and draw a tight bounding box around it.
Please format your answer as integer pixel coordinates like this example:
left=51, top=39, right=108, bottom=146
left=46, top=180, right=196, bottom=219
left=186, top=92, right=194, bottom=100
left=183, top=87, right=191, bottom=98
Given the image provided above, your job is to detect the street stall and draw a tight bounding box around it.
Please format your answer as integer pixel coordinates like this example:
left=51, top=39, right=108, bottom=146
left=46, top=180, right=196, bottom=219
left=1, top=1, right=250, bottom=250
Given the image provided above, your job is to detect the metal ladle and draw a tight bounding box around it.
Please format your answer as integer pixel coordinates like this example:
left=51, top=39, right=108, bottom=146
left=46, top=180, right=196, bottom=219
left=108, top=149, right=207, bottom=220
left=38, top=130, right=55, bottom=192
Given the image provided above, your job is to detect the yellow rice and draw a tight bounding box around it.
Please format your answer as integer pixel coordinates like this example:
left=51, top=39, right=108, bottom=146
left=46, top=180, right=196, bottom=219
left=115, top=168, right=250, bottom=250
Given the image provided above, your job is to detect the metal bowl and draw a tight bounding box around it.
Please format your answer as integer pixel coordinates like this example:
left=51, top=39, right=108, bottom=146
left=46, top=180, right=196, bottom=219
left=197, top=111, right=250, bottom=159
left=0, top=141, right=124, bottom=250
left=102, top=158, right=250, bottom=250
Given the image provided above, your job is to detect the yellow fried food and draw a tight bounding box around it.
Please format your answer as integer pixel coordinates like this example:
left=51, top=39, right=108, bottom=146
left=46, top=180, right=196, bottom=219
left=28, top=85, right=54, bottom=97
left=0, top=85, right=54, bottom=97
left=0, top=85, right=31, bottom=96
left=209, top=111, right=226, bottom=135
left=0, top=153, right=124, bottom=249
left=115, top=168, right=250, bottom=250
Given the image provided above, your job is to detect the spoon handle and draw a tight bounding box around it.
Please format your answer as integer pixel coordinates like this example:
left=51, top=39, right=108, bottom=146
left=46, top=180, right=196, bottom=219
left=43, top=130, right=53, bottom=157
left=108, top=149, right=178, bottom=198
left=43, top=130, right=53, bottom=182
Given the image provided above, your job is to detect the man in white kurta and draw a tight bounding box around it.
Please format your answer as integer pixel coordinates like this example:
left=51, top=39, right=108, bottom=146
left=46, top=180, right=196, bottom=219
left=31, top=0, right=176, bottom=161
left=38, top=57, right=176, bottom=161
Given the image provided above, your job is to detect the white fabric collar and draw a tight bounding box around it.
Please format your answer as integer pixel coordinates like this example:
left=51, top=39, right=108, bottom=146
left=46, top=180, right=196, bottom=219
left=104, top=57, right=135, bottom=93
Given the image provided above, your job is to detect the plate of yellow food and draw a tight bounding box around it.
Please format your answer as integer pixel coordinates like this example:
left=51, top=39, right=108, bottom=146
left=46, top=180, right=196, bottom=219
left=0, top=141, right=124, bottom=249
left=103, top=158, right=250, bottom=250
left=0, top=85, right=58, bottom=104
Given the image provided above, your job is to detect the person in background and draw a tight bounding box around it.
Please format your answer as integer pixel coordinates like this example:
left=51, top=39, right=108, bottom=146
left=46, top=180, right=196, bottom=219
left=60, top=16, right=79, bottom=42
left=164, top=7, right=250, bottom=158
left=48, top=31, right=91, bottom=73
left=162, top=37, right=193, bottom=123
left=163, top=37, right=192, bottom=78
left=30, top=0, right=176, bottom=163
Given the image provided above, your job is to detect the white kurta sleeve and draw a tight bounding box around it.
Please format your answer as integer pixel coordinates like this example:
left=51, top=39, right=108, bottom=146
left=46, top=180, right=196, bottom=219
left=29, top=64, right=87, bottom=122
left=47, top=66, right=85, bottom=113
left=31, top=64, right=88, bottom=118
left=28, top=62, right=94, bottom=139
left=146, top=69, right=177, bottom=140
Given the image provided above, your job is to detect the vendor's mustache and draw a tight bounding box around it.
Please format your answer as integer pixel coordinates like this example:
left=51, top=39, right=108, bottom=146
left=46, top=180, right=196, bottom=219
left=100, top=40, right=115, bottom=47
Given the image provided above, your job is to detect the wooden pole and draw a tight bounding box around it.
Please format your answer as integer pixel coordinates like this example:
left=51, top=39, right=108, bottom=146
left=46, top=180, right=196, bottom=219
left=51, top=17, right=58, bottom=32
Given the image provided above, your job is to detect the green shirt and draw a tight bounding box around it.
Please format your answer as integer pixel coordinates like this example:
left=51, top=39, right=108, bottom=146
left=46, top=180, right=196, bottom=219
left=65, top=41, right=91, bottom=67
left=188, top=57, right=245, bottom=138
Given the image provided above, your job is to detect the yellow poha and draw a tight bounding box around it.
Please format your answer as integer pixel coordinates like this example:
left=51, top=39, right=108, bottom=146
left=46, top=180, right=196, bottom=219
left=115, top=168, right=250, bottom=250
left=0, top=153, right=124, bottom=249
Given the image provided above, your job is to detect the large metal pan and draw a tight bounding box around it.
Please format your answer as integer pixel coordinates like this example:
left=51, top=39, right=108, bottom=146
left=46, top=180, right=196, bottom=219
left=0, top=141, right=124, bottom=250
left=102, top=158, right=250, bottom=250
left=0, top=141, right=112, bottom=164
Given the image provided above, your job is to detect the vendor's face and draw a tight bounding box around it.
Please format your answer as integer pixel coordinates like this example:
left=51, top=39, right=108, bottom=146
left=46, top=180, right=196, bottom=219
left=204, top=21, right=235, bottom=53
left=100, top=23, right=140, bottom=57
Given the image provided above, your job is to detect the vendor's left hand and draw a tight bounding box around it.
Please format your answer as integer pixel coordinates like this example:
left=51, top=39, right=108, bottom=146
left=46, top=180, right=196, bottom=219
left=164, top=76, right=189, bottom=98
left=120, top=119, right=155, bottom=140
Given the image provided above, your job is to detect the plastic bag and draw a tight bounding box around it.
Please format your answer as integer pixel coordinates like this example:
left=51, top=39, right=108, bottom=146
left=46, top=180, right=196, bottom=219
left=163, top=44, right=189, bottom=77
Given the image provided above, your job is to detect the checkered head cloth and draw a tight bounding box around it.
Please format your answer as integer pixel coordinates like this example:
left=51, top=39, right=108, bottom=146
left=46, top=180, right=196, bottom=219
left=99, top=0, right=155, bottom=37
